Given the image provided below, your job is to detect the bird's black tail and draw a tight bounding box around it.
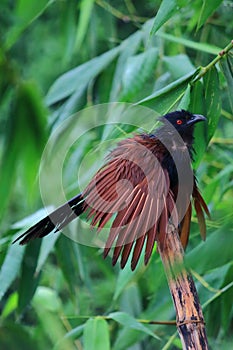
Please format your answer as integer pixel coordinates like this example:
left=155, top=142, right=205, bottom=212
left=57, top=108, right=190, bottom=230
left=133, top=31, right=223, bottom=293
left=13, top=194, right=85, bottom=245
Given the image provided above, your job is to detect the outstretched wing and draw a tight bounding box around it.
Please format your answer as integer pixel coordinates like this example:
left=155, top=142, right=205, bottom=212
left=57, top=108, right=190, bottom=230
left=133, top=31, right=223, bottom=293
left=13, top=133, right=209, bottom=269
left=83, top=136, right=178, bottom=270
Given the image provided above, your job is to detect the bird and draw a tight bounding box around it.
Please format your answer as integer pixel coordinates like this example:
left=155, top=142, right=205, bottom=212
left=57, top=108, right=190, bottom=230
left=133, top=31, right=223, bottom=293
left=13, top=110, right=210, bottom=270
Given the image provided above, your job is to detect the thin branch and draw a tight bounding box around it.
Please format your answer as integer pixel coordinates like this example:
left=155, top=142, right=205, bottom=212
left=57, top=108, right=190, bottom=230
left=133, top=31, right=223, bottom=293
left=192, top=40, right=233, bottom=83
left=95, top=0, right=148, bottom=23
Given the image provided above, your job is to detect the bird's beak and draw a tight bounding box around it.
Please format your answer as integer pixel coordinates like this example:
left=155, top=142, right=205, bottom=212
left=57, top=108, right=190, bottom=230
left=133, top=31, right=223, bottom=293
left=187, top=114, right=206, bottom=126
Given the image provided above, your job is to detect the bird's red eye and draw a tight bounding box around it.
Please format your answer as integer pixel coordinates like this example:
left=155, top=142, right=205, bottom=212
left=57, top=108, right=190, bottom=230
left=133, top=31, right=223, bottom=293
left=176, top=119, right=183, bottom=125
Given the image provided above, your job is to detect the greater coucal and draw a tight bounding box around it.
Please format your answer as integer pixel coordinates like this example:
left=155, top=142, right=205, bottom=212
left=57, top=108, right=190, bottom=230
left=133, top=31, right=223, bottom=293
left=14, top=110, right=210, bottom=270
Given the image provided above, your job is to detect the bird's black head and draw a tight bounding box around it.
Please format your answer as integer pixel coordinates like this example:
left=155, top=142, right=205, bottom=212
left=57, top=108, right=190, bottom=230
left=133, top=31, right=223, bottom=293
left=162, top=110, right=206, bottom=132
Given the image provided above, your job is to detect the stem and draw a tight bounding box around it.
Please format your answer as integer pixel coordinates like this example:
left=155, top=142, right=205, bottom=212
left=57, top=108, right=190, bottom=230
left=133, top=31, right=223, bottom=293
left=192, top=40, right=233, bottom=83
left=96, top=0, right=147, bottom=22
left=158, top=226, right=209, bottom=349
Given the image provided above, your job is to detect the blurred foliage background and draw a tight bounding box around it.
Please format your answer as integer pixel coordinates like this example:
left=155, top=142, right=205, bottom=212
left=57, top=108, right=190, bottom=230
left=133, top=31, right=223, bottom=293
left=0, top=0, right=233, bottom=349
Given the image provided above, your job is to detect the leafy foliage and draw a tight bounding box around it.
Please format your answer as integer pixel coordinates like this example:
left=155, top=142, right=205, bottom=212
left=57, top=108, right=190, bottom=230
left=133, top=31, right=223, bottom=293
left=0, top=0, right=232, bottom=349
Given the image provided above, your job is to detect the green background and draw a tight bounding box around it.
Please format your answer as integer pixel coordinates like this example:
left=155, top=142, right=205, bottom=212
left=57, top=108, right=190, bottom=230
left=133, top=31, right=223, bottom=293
left=0, top=1, right=232, bottom=349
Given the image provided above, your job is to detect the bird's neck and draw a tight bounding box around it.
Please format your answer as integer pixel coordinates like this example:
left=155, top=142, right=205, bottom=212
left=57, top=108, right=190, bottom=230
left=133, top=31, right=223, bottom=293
left=154, top=126, right=195, bottom=190
left=157, top=125, right=195, bottom=159
left=178, top=127, right=195, bottom=158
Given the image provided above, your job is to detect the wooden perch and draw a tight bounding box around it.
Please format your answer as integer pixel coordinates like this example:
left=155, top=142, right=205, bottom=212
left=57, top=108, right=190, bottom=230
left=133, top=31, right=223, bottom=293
left=158, top=225, right=209, bottom=349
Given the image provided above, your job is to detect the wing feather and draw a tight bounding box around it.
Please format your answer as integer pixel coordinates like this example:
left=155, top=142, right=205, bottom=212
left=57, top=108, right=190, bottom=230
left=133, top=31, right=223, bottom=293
left=194, top=198, right=206, bottom=240
left=82, top=136, right=209, bottom=269
left=179, top=202, right=192, bottom=248
left=192, top=181, right=210, bottom=241
left=120, top=192, right=147, bottom=268
left=125, top=195, right=153, bottom=268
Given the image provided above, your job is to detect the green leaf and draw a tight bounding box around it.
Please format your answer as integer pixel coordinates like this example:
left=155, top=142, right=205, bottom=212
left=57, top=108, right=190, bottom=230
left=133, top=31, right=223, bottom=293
left=150, top=0, right=178, bottom=36
left=138, top=70, right=196, bottom=114
left=108, top=312, right=160, bottom=340
left=178, top=85, right=191, bottom=110
left=110, top=31, right=143, bottom=102
left=0, top=322, right=35, bottom=350
left=83, top=318, right=110, bottom=350
left=198, top=0, right=223, bottom=29
left=63, top=325, right=85, bottom=341
left=120, top=48, right=159, bottom=102
left=188, top=81, right=207, bottom=168
left=36, top=231, right=60, bottom=274
left=120, top=284, right=142, bottom=316
left=75, top=0, right=95, bottom=50
left=189, top=80, right=206, bottom=115
left=186, top=222, right=233, bottom=274
left=221, top=264, right=233, bottom=332
left=5, top=0, right=52, bottom=49
left=33, top=286, right=61, bottom=312
left=46, top=45, right=122, bottom=105
left=203, top=66, right=221, bottom=142
left=0, top=81, right=47, bottom=219
left=1, top=292, right=18, bottom=319
left=33, top=293, right=74, bottom=350
left=0, top=147, right=18, bottom=221
left=200, top=264, right=233, bottom=336
left=220, top=56, right=233, bottom=113
left=113, top=265, right=137, bottom=301
left=0, top=244, right=25, bottom=301
left=163, top=54, right=195, bottom=80
left=157, top=32, right=221, bottom=55
left=55, top=236, right=80, bottom=296
left=61, top=0, right=78, bottom=63
left=18, top=240, right=42, bottom=314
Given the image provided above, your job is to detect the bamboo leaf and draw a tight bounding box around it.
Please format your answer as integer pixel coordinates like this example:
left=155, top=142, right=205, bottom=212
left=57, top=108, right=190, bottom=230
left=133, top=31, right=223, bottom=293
left=187, top=222, right=233, bottom=274
left=108, top=312, right=160, bottom=340
left=110, top=31, right=143, bottom=102
left=113, top=265, right=136, bottom=301
left=178, top=85, right=191, bottom=110
left=220, top=56, right=233, bottom=113
left=198, top=0, right=223, bottom=29
left=83, top=318, right=110, bottom=350
left=18, top=240, right=42, bottom=314
left=120, top=48, right=159, bottom=101
left=157, top=32, right=221, bottom=55
left=5, top=0, right=52, bottom=49
left=36, top=231, right=60, bottom=274
left=0, top=322, right=35, bottom=350
left=55, top=236, right=80, bottom=296
left=32, top=288, right=74, bottom=350
left=203, top=66, right=221, bottom=142
left=32, top=286, right=61, bottom=312
left=150, top=0, right=178, bottom=36
left=0, top=244, right=25, bottom=301
left=188, top=81, right=207, bottom=168
left=46, top=46, right=122, bottom=105
left=75, top=0, right=95, bottom=50
left=163, top=54, right=195, bottom=80
left=138, top=70, right=196, bottom=114
left=0, top=81, right=47, bottom=219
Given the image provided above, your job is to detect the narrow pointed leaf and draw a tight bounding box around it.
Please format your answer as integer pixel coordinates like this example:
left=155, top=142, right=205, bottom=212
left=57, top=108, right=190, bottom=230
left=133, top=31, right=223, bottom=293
left=83, top=318, right=110, bottom=350
left=108, top=312, right=160, bottom=340
left=150, top=0, right=178, bottom=36
left=198, top=0, right=223, bottom=29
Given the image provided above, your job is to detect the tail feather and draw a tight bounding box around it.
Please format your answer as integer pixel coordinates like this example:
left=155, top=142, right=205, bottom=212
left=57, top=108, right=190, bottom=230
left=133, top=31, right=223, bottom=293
left=13, top=194, right=84, bottom=245
left=192, top=182, right=210, bottom=242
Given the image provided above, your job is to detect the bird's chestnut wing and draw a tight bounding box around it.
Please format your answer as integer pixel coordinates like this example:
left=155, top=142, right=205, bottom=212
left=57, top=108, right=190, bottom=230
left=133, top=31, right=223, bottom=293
left=83, top=137, right=178, bottom=269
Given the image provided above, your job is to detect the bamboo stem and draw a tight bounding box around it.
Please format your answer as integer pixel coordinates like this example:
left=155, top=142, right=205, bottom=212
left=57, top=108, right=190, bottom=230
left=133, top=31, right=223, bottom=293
left=191, top=40, right=233, bottom=83
left=158, top=226, right=209, bottom=349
